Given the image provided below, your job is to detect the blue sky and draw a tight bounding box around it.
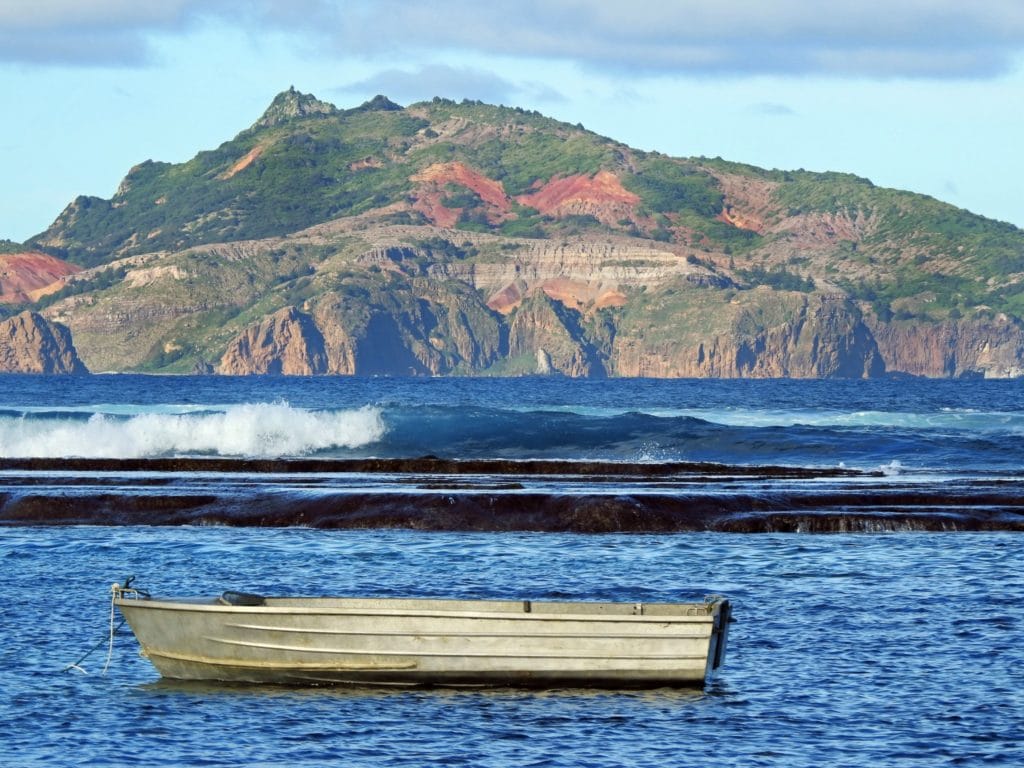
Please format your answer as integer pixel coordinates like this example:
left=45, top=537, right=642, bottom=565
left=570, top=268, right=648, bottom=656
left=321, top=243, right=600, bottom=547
left=2, top=0, right=1023, bottom=243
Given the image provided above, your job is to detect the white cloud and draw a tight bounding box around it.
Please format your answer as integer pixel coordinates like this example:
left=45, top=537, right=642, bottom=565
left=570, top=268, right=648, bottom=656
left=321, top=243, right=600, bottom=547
left=0, top=0, right=231, bottom=65
left=335, top=64, right=565, bottom=105
left=3, top=0, right=1024, bottom=78
left=318, top=0, right=1024, bottom=78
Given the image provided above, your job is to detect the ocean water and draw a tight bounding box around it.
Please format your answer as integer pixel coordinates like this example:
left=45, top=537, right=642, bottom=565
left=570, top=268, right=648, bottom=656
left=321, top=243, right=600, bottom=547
left=2, top=375, right=1023, bottom=531
left=1, top=375, right=1023, bottom=766
left=2, top=375, right=1024, bottom=469
left=3, top=528, right=1022, bottom=767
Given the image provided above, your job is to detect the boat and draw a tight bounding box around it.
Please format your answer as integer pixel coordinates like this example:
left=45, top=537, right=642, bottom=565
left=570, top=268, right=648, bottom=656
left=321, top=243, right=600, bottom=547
left=113, top=585, right=731, bottom=688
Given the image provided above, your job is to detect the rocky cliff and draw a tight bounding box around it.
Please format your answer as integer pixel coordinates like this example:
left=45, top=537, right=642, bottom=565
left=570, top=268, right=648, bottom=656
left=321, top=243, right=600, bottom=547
left=0, top=311, right=88, bottom=374
left=219, top=306, right=328, bottom=375
left=209, top=245, right=890, bottom=379
left=31, top=216, right=1024, bottom=379
left=610, top=291, right=885, bottom=378
left=867, top=314, right=1024, bottom=378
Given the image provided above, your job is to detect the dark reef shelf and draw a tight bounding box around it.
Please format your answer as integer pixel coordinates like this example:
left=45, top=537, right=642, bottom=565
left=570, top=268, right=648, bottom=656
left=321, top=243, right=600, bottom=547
left=2, top=457, right=1022, bottom=532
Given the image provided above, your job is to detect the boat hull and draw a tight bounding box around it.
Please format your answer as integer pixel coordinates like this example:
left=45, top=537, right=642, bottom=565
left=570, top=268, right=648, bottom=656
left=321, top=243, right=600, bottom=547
left=115, top=595, right=730, bottom=688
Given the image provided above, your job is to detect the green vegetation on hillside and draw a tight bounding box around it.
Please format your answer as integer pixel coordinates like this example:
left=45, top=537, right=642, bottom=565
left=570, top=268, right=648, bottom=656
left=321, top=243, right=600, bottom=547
left=21, top=88, right=1024, bottom=334
left=480, top=133, right=614, bottom=196
left=33, top=102, right=432, bottom=265
left=34, top=265, right=128, bottom=309
left=28, top=90, right=647, bottom=266
left=773, top=171, right=878, bottom=217
left=625, top=157, right=722, bottom=216
left=737, top=265, right=816, bottom=293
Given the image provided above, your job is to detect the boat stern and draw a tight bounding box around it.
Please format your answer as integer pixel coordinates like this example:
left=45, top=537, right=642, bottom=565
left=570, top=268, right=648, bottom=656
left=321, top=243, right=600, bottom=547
left=704, top=597, right=731, bottom=677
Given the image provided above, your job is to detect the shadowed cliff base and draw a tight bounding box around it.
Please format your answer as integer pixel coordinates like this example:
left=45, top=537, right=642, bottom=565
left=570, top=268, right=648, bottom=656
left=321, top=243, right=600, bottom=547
left=1, top=458, right=1022, bottom=532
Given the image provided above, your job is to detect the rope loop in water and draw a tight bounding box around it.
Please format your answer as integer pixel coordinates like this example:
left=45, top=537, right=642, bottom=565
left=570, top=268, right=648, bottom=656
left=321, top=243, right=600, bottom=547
left=62, top=576, right=144, bottom=675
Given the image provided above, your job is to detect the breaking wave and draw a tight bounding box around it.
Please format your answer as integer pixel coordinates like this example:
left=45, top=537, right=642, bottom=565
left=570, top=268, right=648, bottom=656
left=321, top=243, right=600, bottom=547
left=0, top=398, right=1021, bottom=469
left=0, top=402, right=385, bottom=459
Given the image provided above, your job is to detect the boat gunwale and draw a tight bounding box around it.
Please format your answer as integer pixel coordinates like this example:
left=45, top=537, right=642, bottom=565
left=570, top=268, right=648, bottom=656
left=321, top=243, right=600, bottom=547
left=115, top=597, right=724, bottom=624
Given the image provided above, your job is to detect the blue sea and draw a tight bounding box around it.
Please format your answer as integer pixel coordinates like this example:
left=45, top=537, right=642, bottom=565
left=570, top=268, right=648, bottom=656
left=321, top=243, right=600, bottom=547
left=1, top=375, right=1023, bottom=766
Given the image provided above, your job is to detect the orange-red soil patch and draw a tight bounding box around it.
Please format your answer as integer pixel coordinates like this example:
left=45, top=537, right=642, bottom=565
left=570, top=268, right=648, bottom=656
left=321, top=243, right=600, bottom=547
left=219, top=145, right=265, bottom=180
left=486, top=282, right=524, bottom=314
left=410, top=162, right=513, bottom=226
left=0, top=252, right=82, bottom=304
left=516, top=171, right=639, bottom=216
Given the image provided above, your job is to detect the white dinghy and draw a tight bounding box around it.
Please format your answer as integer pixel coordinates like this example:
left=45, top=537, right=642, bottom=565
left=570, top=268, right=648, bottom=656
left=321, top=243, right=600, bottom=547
left=114, top=586, right=731, bottom=688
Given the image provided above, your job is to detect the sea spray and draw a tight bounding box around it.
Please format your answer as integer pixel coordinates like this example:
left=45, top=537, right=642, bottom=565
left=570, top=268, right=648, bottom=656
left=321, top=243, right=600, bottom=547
left=0, top=402, right=385, bottom=458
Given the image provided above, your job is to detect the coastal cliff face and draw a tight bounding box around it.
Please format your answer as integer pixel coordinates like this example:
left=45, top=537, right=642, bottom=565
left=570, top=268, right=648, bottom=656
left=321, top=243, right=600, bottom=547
left=30, top=216, right=1024, bottom=379
left=219, top=306, right=327, bottom=375
left=867, top=315, right=1024, bottom=378
left=0, top=311, right=88, bottom=374
left=506, top=292, right=607, bottom=377
left=611, top=291, right=884, bottom=378
left=10, top=89, right=1024, bottom=378
left=209, top=268, right=889, bottom=379
left=220, top=276, right=506, bottom=376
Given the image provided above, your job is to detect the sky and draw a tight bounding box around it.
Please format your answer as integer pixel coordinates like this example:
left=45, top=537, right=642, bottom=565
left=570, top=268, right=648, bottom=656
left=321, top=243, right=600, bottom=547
left=1, top=0, right=1023, bottom=243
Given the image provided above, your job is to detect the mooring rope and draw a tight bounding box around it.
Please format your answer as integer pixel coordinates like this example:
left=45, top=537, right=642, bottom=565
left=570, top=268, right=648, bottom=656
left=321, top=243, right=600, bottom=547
left=62, top=615, right=126, bottom=674
left=63, top=577, right=143, bottom=675
left=101, top=583, right=119, bottom=675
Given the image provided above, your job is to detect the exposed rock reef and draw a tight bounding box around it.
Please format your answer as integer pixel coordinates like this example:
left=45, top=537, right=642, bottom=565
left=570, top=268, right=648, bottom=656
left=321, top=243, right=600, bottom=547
left=0, top=311, right=88, bottom=373
left=2, top=458, right=1022, bottom=532
left=7, top=89, right=1024, bottom=378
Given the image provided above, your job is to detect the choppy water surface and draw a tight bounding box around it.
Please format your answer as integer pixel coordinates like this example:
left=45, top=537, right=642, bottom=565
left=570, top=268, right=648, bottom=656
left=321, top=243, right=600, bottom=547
left=1, top=375, right=1023, bottom=470
left=2, top=527, right=1022, bottom=767
left=2, top=376, right=1023, bottom=765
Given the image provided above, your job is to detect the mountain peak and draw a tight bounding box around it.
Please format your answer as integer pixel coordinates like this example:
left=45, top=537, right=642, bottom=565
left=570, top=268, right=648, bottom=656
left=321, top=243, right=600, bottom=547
left=355, top=94, right=404, bottom=112
left=254, top=86, right=337, bottom=128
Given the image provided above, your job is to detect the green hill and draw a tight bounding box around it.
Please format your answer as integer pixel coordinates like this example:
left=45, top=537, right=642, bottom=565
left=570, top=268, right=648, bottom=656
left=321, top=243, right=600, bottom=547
left=8, top=88, right=1024, bottom=378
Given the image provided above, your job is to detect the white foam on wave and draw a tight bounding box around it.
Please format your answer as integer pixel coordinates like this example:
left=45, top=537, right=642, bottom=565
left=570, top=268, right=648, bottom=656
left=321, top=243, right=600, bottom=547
left=880, top=460, right=904, bottom=476
left=0, top=402, right=386, bottom=459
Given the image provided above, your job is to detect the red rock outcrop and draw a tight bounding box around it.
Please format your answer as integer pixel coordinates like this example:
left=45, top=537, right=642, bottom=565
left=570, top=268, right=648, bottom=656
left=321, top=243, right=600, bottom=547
left=411, top=162, right=512, bottom=227
left=711, top=172, right=778, bottom=235
left=0, top=311, right=88, bottom=373
left=218, top=145, right=266, bottom=180
left=486, top=281, right=525, bottom=315
left=409, top=166, right=642, bottom=231
left=0, top=252, right=82, bottom=304
left=516, top=171, right=640, bottom=225
left=613, top=293, right=883, bottom=379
